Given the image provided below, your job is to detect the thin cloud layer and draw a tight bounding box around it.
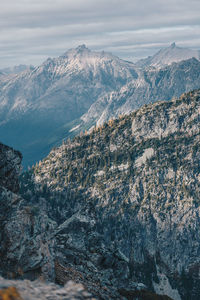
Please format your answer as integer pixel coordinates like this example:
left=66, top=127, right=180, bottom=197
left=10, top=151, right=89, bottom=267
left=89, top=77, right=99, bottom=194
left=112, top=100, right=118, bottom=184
left=0, top=0, right=200, bottom=67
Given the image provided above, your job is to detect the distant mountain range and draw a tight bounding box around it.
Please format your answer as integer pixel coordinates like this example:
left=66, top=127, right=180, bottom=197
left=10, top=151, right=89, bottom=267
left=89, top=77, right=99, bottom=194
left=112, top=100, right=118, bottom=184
left=0, top=64, right=34, bottom=75
left=0, top=43, right=200, bottom=167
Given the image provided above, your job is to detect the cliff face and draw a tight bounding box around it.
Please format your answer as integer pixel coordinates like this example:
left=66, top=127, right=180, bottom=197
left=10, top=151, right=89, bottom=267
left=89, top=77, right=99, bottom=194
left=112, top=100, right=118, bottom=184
left=0, top=143, right=22, bottom=193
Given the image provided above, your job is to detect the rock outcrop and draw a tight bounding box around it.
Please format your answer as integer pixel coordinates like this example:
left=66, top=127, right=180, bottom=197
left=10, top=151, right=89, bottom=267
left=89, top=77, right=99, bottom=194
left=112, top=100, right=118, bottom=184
left=0, top=277, right=95, bottom=300
left=0, top=143, right=22, bottom=193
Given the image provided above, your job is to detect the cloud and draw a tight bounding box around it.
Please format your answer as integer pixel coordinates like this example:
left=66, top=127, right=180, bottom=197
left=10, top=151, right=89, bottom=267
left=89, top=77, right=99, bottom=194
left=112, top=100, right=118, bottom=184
left=0, top=0, right=200, bottom=67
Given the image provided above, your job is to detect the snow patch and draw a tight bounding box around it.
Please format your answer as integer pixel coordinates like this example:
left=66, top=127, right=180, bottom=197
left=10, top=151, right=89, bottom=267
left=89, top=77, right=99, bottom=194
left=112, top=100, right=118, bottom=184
left=110, top=144, right=117, bottom=152
left=110, top=163, right=129, bottom=171
left=94, top=170, right=105, bottom=177
left=69, top=124, right=81, bottom=132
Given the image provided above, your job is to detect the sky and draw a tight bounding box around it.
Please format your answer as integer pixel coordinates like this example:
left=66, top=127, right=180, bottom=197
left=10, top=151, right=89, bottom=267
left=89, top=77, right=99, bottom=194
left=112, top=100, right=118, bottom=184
left=0, top=0, right=200, bottom=68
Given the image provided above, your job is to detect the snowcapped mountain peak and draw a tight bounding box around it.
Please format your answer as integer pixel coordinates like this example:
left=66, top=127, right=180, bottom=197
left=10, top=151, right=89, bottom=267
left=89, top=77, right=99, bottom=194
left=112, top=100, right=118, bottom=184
left=136, top=43, right=200, bottom=68
left=61, top=44, right=91, bottom=59
left=37, top=45, right=137, bottom=79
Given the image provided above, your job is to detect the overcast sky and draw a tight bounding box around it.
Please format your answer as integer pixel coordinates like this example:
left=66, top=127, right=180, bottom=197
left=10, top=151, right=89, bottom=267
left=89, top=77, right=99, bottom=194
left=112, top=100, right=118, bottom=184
left=0, top=0, right=200, bottom=68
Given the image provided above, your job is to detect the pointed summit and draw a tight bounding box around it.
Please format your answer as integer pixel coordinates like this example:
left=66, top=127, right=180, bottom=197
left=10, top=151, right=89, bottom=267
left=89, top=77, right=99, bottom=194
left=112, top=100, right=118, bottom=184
left=170, top=42, right=176, bottom=48
left=76, top=44, right=87, bottom=51
left=61, top=44, right=90, bottom=58
left=74, top=44, right=91, bottom=55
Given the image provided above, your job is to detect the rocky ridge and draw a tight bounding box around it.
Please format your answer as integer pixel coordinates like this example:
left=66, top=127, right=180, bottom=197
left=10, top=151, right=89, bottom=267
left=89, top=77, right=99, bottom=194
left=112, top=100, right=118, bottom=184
left=14, top=89, right=200, bottom=299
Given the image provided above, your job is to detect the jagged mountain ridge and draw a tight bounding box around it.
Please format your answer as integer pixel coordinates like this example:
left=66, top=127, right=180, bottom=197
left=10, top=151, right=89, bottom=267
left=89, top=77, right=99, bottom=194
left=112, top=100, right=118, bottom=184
left=0, top=44, right=200, bottom=168
left=136, top=43, right=200, bottom=68
left=0, top=45, right=137, bottom=122
left=17, top=89, right=200, bottom=299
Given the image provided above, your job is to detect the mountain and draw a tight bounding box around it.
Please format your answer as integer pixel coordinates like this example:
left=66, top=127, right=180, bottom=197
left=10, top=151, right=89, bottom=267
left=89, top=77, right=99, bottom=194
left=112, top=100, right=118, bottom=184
left=12, top=89, right=200, bottom=299
left=0, top=139, right=175, bottom=298
left=0, top=45, right=137, bottom=168
left=0, top=44, right=200, bottom=168
left=81, top=57, right=200, bottom=127
left=136, top=43, right=200, bottom=68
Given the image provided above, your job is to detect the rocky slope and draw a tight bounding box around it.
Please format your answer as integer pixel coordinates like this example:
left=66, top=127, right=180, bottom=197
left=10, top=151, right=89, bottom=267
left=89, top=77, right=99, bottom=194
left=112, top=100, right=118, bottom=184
left=81, top=57, right=200, bottom=128
left=0, top=44, right=200, bottom=168
left=0, top=144, right=172, bottom=299
left=15, top=89, right=200, bottom=299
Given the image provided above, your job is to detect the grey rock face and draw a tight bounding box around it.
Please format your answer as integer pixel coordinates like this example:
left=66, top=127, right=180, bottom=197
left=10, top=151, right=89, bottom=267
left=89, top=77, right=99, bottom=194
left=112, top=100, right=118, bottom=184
left=0, top=142, right=22, bottom=193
